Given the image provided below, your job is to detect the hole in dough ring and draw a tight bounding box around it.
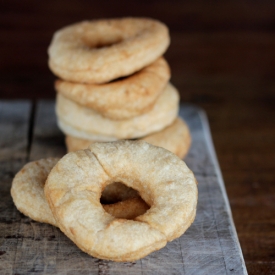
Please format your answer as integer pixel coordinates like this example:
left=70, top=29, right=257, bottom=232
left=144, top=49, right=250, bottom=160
left=101, top=182, right=139, bottom=204
left=11, top=158, right=149, bottom=227
left=56, top=82, right=179, bottom=140
left=55, top=57, right=170, bottom=120
left=48, top=18, right=170, bottom=84
left=44, top=140, right=198, bottom=262
left=65, top=117, right=192, bottom=159
left=103, top=197, right=149, bottom=220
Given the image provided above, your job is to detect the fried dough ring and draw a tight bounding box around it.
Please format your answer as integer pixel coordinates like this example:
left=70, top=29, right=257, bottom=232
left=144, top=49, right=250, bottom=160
left=65, top=117, right=191, bottom=159
left=11, top=158, right=59, bottom=226
left=45, top=141, right=198, bottom=261
left=48, top=18, right=170, bottom=84
left=11, top=158, right=149, bottom=226
left=56, top=83, right=179, bottom=140
left=55, top=57, right=170, bottom=120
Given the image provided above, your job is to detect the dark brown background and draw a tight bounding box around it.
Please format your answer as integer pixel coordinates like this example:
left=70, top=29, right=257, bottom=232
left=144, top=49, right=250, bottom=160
left=1, top=1, right=275, bottom=274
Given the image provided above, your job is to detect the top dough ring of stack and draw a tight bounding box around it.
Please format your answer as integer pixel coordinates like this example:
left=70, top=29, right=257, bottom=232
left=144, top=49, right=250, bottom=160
left=44, top=140, right=198, bottom=262
left=48, top=18, right=170, bottom=84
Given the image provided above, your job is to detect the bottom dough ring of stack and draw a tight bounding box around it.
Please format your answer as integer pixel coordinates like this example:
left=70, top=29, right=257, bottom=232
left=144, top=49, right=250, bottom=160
left=45, top=140, right=198, bottom=262
left=65, top=117, right=191, bottom=159
left=10, top=158, right=149, bottom=227
left=56, top=82, right=179, bottom=141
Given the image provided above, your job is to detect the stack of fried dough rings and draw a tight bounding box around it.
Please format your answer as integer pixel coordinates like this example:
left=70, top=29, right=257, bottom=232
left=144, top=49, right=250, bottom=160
left=11, top=17, right=198, bottom=262
left=48, top=17, right=192, bottom=159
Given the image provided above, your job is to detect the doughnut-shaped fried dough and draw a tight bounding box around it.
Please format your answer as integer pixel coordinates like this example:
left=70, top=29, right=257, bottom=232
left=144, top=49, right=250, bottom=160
left=45, top=141, right=198, bottom=261
left=65, top=117, right=191, bottom=159
left=55, top=57, right=170, bottom=120
left=48, top=18, right=170, bottom=84
left=56, top=83, right=179, bottom=140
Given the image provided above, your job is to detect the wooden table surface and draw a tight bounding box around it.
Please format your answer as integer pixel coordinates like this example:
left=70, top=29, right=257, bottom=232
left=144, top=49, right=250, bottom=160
left=1, top=1, right=275, bottom=274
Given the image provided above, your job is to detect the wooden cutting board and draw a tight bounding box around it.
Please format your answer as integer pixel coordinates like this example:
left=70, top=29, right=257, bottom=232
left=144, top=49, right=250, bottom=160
left=0, top=101, right=248, bottom=275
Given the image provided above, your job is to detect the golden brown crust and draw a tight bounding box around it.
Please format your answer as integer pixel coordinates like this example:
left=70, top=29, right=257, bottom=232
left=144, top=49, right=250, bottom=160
left=44, top=140, right=198, bottom=261
left=56, top=83, right=179, bottom=140
left=48, top=18, right=170, bottom=84
left=65, top=117, right=191, bottom=159
left=142, top=117, right=191, bottom=159
left=10, top=158, right=59, bottom=226
left=55, top=57, right=170, bottom=120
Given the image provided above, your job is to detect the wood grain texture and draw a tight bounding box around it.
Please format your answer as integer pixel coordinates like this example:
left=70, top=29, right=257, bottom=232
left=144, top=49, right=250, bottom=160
left=0, top=102, right=247, bottom=274
left=0, top=101, right=31, bottom=274
left=0, top=1, right=275, bottom=274
left=29, top=100, right=66, bottom=161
